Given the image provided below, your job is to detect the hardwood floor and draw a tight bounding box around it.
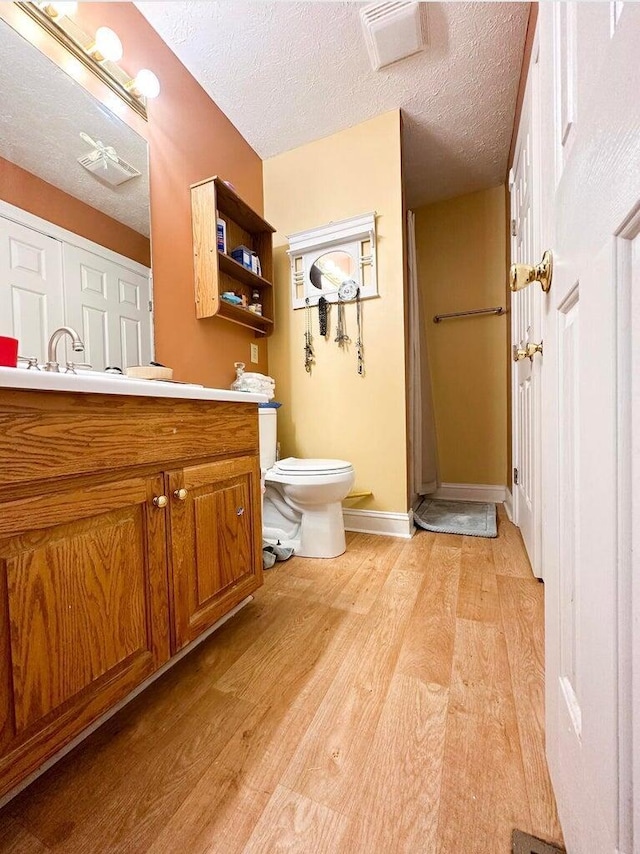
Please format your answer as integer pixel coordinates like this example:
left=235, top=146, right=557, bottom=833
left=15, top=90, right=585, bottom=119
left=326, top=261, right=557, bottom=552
left=0, top=509, right=563, bottom=853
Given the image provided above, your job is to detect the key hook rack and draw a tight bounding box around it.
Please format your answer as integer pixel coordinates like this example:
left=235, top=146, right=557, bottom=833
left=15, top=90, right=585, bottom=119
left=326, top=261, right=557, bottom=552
left=288, top=212, right=379, bottom=309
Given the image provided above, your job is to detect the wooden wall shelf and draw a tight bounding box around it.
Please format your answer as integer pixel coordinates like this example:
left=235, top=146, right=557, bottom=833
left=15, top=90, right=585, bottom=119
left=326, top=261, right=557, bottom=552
left=191, top=176, right=275, bottom=336
left=218, top=300, right=274, bottom=334
left=218, top=251, right=272, bottom=291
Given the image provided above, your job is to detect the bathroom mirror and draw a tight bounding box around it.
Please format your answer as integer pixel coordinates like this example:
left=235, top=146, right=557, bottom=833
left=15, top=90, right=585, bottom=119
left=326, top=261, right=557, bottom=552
left=0, top=18, right=150, bottom=243
left=288, top=212, right=378, bottom=308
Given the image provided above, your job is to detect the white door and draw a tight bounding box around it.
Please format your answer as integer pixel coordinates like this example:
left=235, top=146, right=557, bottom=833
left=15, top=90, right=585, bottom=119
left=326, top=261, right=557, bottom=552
left=0, top=217, right=64, bottom=362
left=536, top=4, right=640, bottom=851
left=510, top=40, right=543, bottom=578
left=62, top=244, right=152, bottom=371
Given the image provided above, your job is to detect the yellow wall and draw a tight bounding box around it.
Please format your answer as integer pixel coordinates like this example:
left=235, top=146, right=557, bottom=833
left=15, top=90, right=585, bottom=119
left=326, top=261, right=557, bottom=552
left=263, top=112, right=408, bottom=513
left=414, top=186, right=507, bottom=485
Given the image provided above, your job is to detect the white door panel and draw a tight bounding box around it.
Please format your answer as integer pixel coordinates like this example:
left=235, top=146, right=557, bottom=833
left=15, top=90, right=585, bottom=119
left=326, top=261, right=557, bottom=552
left=535, top=3, right=640, bottom=851
left=62, top=244, right=151, bottom=371
left=0, top=218, right=64, bottom=362
left=511, top=43, right=542, bottom=577
left=120, top=316, right=143, bottom=367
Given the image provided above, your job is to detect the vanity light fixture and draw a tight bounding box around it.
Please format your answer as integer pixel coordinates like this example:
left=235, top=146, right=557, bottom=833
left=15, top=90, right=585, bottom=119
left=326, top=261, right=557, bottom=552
left=38, top=1, right=77, bottom=18
left=125, top=69, right=161, bottom=100
left=17, top=1, right=161, bottom=120
left=87, top=27, right=123, bottom=63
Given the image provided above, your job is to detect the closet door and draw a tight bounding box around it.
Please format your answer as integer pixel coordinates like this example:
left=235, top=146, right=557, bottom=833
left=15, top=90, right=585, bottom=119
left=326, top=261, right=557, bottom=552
left=0, top=217, right=64, bottom=362
left=62, top=243, right=152, bottom=371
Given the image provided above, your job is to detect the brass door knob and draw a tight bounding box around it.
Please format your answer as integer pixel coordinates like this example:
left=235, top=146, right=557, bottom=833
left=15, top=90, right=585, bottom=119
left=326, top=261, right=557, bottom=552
left=513, top=341, right=543, bottom=362
left=153, top=495, right=168, bottom=508
left=173, top=488, right=188, bottom=501
left=525, top=341, right=543, bottom=359
left=510, top=249, right=553, bottom=293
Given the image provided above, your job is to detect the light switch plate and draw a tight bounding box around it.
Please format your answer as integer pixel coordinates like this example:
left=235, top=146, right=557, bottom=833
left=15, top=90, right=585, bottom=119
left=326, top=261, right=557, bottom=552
left=250, top=343, right=259, bottom=364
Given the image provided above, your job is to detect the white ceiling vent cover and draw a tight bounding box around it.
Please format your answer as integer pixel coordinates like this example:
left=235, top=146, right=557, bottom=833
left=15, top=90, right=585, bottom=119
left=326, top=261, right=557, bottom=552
left=78, top=151, right=141, bottom=187
left=360, top=1, right=425, bottom=71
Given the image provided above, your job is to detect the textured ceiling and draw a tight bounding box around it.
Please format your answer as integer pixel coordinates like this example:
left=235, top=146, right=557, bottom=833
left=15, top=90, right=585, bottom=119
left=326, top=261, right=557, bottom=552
left=136, top=1, right=529, bottom=207
left=0, top=21, right=149, bottom=236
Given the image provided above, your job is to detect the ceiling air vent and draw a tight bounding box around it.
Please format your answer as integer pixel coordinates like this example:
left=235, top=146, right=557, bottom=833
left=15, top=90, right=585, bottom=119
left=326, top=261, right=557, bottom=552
left=78, top=150, right=141, bottom=187
left=360, top=1, right=425, bottom=71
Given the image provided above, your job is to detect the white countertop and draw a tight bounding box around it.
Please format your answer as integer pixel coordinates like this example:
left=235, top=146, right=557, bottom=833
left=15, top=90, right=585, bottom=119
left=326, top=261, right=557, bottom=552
left=0, top=367, right=268, bottom=404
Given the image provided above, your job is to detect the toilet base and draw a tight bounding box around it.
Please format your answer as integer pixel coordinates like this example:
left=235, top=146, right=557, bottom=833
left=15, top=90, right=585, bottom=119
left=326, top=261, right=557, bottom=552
left=297, top=501, right=346, bottom=558
left=263, top=496, right=346, bottom=559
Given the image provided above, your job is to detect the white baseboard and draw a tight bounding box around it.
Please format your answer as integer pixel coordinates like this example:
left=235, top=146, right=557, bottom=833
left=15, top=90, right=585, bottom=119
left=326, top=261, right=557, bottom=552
left=343, top=508, right=414, bottom=539
left=433, top=482, right=507, bottom=504
left=504, top=489, right=514, bottom=521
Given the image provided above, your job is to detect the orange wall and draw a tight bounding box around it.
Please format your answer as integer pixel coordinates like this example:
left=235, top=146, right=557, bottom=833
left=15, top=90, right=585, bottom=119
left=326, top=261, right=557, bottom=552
left=0, top=157, right=151, bottom=267
left=74, top=3, right=268, bottom=385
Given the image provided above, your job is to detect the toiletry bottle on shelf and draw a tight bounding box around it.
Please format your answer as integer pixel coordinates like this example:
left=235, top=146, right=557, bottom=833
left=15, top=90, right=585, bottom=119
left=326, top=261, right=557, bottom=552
left=251, top=290, right=262, bottom=316
left=217, top=218, right=227, bottom=253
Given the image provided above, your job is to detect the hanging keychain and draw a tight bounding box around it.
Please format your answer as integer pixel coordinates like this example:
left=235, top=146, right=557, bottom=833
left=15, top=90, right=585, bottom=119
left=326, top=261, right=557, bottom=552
left=335, top=279, right=356, bottom=348
left=335, top=303, right=350, bottom=348
left=355, top=287, right=365, bottom=376
left=304, top=299, right=315, bottom=373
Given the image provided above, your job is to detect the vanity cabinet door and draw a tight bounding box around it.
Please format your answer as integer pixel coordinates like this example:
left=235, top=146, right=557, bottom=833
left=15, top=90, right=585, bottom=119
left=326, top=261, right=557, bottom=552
left=167, top=455, right=263, bottom=651
left=0, top=474, right=171, bottom=798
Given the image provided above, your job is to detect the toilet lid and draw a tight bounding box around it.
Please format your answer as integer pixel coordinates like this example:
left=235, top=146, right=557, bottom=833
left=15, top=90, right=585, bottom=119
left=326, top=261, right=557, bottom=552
left=273, top=457, right=352, bottom=475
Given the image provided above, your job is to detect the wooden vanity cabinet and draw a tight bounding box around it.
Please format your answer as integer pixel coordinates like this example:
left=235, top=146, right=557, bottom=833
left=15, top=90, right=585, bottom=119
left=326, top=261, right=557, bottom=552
left=0, top=473, right=171, bottom=796
left=0, top=389, right=263, bottom=799
left=167, top=456, right=263, bottom=651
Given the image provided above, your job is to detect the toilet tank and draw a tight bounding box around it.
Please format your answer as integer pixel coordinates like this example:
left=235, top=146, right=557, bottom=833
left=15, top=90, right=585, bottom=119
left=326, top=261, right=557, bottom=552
left=258, top=406, right=277, bottom=471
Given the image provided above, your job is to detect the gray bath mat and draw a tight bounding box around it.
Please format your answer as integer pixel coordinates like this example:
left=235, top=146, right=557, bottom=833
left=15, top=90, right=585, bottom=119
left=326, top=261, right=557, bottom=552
left=414, top=498, right=497, bottom=538
left=512, top=829, right=565, bottom=853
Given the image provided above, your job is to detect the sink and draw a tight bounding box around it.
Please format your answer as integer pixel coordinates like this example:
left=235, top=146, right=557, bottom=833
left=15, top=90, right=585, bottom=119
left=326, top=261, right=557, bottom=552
left=0, top=366, right=267, bottom=405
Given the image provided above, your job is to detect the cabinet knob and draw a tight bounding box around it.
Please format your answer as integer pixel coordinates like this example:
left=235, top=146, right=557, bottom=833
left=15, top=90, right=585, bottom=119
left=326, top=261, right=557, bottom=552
left=236, top=507, right=245, bottom=516
left=153, top=495, right=168, bottom=509
left=173, top=488, right=188, bottom=501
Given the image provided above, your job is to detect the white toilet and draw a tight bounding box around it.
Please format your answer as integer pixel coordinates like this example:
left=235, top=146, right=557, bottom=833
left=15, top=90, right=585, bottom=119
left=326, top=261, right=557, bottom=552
left=259, top=406, right=354, bottom=558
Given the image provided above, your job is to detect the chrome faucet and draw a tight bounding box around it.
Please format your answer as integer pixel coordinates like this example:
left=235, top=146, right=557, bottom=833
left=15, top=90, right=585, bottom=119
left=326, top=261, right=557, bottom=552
left=46, top=326, right=85, bottom=372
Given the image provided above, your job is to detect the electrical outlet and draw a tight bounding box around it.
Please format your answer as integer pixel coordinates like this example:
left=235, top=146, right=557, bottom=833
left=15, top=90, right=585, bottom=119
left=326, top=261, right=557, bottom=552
left=250, top=343, right=259, bottom=364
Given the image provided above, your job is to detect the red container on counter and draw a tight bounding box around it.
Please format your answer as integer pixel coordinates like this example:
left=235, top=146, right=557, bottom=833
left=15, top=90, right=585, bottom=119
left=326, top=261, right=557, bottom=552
left=0, top=336, right=19, bottom=367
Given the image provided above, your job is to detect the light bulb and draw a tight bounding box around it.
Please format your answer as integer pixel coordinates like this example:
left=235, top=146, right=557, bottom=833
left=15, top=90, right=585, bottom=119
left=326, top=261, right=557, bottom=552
left=93, top=27, right=123, bottom=62
left=42, top=1, right=77, bottom=17
left=133, top=69, right=160, bottom=99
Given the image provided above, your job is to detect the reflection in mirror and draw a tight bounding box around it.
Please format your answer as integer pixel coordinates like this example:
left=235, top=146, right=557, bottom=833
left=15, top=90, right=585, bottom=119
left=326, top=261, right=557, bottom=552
left=309, top=251, right=355, bottom=293
left=0, top=18, right=150, bottom=241
left=0, top=18, right=152, bottom=372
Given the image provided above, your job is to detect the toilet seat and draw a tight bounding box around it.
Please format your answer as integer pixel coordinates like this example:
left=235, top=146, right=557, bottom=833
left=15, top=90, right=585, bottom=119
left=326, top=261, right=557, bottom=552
left=271, top=457, right=353, bottom=477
